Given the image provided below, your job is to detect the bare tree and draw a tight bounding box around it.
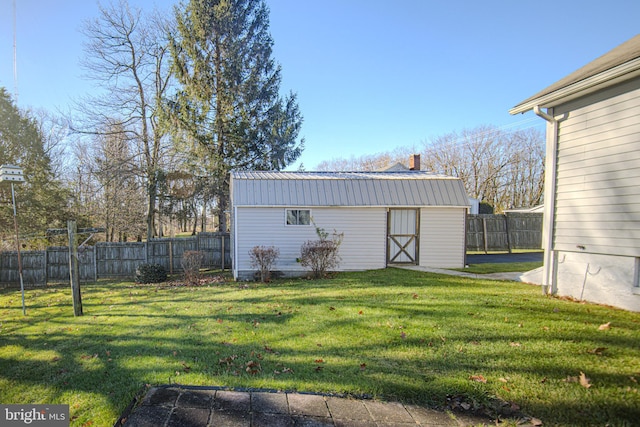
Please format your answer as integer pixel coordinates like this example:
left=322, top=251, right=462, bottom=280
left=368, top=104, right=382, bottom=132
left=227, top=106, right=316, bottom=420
left=316, top=146, right=413, bottom=171
left=313, top=125, right=544, bottom=213
left=421, top=126, right=544, bottom=212
left=74, top=0, right=174, bottom=240
left=67, top=125, right=146, bottom=241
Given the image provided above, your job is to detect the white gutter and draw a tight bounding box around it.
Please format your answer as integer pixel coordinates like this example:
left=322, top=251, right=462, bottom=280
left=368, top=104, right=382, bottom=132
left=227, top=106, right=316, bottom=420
left=534, top=105, right=560, bottom=294
left=510, top=57, right=640, bottom=114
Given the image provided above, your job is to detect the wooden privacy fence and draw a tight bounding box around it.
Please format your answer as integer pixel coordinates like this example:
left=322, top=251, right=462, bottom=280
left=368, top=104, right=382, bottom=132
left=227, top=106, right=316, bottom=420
left=0, top=232, right=231, bottom=288
left=466, top=213, right=542, bottom=252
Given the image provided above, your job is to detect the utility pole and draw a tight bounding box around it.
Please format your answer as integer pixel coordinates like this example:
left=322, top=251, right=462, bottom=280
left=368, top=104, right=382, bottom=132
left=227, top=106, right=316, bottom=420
left=68, top=220, right=83, bottom=316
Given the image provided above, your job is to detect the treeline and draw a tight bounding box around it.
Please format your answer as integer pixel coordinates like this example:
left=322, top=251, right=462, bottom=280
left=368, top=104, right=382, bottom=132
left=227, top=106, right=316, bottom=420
left=316, top=125, right=545, bottom=213
left=1, top=1, right=543, bottom=250
left=1, top=0, right=303, bottom=249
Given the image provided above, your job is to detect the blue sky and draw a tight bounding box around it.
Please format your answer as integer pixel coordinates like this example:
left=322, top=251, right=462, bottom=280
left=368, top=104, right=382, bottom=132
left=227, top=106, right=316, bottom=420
left=1, top=0, right=639, bottom=169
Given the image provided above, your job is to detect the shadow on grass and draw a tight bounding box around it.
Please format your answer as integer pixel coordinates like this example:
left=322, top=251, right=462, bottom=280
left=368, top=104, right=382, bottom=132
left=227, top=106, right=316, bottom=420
left=0, top=269, right=638, bottom=426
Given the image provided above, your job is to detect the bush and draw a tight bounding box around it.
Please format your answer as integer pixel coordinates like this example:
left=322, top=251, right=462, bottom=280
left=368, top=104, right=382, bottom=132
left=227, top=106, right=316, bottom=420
left=135, top=263, right=167, bottom=284
left=479, top=202, right=494, bottom=214
left=299, top=227, right=343, bottom=279
left=249, top=245, right=280, bottom=282
left=182, top=250, right=204, bottom=286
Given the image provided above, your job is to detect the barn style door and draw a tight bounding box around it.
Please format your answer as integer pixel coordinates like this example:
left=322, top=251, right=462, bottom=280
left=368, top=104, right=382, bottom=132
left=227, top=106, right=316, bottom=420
left=387, top=209, right=419, bottom=265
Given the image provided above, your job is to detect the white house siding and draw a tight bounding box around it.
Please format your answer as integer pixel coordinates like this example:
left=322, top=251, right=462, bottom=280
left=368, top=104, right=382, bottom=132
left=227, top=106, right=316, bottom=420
left=234, top=207, right=387, bottom=280
left=553, top=251, right=639, bottom=312
left=419, top=208, right=466, bottom=268
left=551, top=78, right=640, bottom=312
left=554, top=78, right=640, bottom=257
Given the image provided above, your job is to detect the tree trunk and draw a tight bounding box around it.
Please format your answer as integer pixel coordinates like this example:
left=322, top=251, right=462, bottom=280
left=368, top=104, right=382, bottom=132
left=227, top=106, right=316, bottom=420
left=217, top=192, right=228, bottom=232
left=146, top=175, right=157, bottom=241
left=201, top=201, right=207, bottom=232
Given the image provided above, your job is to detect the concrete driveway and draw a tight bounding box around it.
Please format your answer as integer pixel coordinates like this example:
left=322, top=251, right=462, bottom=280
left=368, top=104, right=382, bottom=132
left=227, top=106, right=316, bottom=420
left=401, top=251, right=544, bottom=284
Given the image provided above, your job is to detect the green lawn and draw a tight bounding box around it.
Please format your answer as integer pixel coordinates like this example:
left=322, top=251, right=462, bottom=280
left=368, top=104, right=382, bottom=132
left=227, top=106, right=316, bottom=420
left=455, top=261, right=543, bottom=274
left=1, top=268, right=638, bottom=426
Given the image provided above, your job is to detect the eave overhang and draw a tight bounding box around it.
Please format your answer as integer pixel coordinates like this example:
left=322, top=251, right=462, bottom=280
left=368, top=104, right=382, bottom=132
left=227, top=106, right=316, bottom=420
left=510, top=57, right=640, bottom=115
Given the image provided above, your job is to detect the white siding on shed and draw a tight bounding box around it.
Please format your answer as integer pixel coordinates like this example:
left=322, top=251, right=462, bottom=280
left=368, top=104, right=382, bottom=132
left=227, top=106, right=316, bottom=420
left=419, top=208, right=466, bottom=268
left=234, top=207, right=387, bottom=278
left=554, top=78, right=640, bottom=257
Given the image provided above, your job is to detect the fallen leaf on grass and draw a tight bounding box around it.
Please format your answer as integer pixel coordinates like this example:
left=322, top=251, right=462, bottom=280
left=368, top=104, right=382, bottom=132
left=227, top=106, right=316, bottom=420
left=400, top=332, right=407, bottom=340
left=80, top=354, right=98, bottom=360
left=314, top=359, right=324, bottom=363
left=245, top=360, right=260, bottom=375
left=412, top=293, right=419, bottom=299
left=469, top=375, right=487, bottom=383
left=358, top=310, right=364, bottom=315
left=329, top=306, right=335, bottom=311
left=587, top=347, right=607, bottom=355
left=509, top=342, right=521, bottom=347
left=315, top=366, right=323, bottom=372
left=219, top=355, right=238, bottom=366
left=360, top=363, right=366, bottom=371
left=530, top=417, right=543, bottom=426
left=564, top=372, right=593, bottom=388
left=498, top=377, right=509, bottom=383
left=598, top=322, right=611, bottom=330
left=579, top=372, right=592, bottom=388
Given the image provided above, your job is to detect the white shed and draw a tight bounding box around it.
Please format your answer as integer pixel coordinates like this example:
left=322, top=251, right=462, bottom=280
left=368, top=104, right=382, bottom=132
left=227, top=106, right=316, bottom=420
left=230, top=170, right=470, bottom=280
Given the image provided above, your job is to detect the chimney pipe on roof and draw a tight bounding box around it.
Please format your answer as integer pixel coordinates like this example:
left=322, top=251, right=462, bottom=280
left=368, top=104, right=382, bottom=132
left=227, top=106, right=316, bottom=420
left=409, top=154, right=420, bottom=171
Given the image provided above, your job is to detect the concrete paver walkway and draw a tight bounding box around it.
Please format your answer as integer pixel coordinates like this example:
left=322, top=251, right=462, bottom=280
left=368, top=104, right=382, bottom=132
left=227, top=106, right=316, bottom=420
left=118, top=386, right=494, bottom=427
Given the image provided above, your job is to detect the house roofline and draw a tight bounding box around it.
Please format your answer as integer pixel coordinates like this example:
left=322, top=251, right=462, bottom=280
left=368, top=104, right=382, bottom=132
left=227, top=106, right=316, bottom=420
left=510, top=57, right=640, bottom=115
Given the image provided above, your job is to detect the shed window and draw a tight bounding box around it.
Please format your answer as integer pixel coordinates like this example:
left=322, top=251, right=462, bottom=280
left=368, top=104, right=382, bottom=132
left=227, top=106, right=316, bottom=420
left=286, top=209, right=311, bottom=226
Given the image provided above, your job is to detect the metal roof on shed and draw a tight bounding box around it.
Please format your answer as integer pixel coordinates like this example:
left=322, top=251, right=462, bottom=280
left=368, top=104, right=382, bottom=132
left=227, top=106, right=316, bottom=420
left=231, top=171, right=469, bottom=207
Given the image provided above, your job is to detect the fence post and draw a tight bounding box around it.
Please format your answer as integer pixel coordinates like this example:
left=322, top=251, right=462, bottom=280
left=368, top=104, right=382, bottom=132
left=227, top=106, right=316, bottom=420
left=169, top=239, right=173, bottom=274
left=93, top=246, right=98, bottom=282
left=504, top=214, right=512, bottom=254
left=68, top=220, right=83, bottom=316
left=45, top=246, right=49, bottom=285
left=221, top=234, right=225, bottom=270
left=482, top=217, right=488, bottom=254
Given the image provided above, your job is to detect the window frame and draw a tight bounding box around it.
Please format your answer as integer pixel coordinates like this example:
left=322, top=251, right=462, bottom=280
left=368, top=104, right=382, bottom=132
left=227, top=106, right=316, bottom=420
left=285, top=209, right=311, bottom=226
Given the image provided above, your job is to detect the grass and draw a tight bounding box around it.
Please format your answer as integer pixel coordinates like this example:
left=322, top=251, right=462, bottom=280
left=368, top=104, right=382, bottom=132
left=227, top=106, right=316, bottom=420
left=1, top=268, right=638, bottom=426
left=455, top=262, right=543, bottom=274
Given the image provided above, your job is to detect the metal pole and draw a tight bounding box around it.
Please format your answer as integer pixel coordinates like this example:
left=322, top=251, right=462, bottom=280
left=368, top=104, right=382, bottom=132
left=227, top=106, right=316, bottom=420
left=11, top=182, right=26, bottom=315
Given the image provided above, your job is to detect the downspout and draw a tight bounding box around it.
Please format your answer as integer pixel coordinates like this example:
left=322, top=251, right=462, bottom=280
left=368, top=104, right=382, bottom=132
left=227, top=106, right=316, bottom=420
left=534, top=105, right=559, bottom=295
